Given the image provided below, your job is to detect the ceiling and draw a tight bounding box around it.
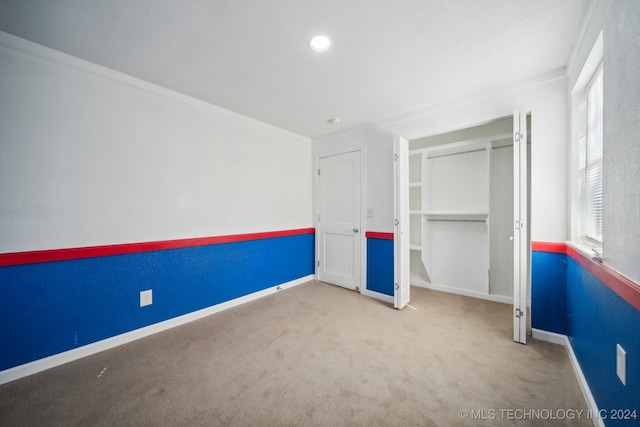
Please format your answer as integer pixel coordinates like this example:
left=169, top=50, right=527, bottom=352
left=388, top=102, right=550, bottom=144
left=0, top=0, right=590, bottom=139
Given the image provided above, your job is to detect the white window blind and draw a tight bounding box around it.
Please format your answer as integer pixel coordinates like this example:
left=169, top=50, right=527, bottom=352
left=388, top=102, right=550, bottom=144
left=585, top=66, right=603, bottom=244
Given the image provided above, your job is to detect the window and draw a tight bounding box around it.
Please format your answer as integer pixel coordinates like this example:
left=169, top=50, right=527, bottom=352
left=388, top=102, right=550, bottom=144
left=571, top=32, right=603, bottom=253
left=582, top=66, right=603, bottom=244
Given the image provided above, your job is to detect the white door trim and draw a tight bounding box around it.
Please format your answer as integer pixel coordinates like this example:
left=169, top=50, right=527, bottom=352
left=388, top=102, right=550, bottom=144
left=314, top=146, right=367, bottom=293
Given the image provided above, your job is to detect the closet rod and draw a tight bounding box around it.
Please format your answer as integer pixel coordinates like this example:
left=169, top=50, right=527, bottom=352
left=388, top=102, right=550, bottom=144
left=427, top=219, right=486, bottom=223
left=428, top=148, right=486, bottom=160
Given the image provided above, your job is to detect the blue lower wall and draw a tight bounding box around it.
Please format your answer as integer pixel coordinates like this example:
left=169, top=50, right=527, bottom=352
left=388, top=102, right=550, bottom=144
left=366, top=238, right=394, bottom=296
left=532, top=250, right=640, bottom=425
left=0, top=233, right=314, bottom=371
left=566, top=258, right=640, bottom=424
left=531, top=251, right=568, bottom=334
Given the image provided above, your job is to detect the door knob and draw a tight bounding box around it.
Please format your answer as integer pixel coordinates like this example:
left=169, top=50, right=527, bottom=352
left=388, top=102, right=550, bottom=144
left=353, top=228, right=359, bottom=233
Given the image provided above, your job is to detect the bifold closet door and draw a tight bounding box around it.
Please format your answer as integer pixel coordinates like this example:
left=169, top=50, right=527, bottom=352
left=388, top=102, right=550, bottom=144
left=394, top=136, right=410, bottom=309
left=513, top=110, right=528, bottom=344
left=489, top=144, right=514, bottom=298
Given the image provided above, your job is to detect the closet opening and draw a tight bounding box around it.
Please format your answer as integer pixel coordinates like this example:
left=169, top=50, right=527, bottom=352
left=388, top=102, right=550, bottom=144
left=407, top=115, right=531, bottom=335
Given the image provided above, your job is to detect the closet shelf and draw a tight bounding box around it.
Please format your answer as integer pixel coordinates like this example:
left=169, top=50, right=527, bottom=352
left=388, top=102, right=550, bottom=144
left=415, top=210, right=489, bottom=217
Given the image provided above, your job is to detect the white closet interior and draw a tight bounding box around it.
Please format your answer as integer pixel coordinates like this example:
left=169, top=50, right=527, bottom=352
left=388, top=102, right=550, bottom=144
left=409, top=118, right=516, bottom=303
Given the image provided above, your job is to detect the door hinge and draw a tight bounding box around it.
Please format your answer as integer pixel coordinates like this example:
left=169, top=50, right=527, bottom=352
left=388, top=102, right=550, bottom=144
left=317, top=168, right=320, bottom=176
left=395, top=283, right=399, bottom=290
left=394, top=154, right=399, bottom=161
left=394, top=219, right=399, bottom=226
left=515, top=132, right=523, bottom=142
left=515, top=308, right=524, bottom=318
left=317, top=260, right=320, bottom=267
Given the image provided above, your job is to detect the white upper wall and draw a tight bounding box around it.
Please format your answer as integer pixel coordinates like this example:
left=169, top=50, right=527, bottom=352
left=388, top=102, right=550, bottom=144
left=314, top=72, right=570, bottom=243
left=312, top=127, right=395, bottom=235
left=601, top=0, right=640, bottom=284
left=0, top=32, right=312, bottom=253
left=566, top=0, right=640, bottom=284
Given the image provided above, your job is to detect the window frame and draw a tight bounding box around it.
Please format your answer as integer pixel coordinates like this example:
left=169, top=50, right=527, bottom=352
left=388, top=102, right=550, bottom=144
left=570, top=31, right=604, bottom=255
left=582, top=63, right=603, bottom=245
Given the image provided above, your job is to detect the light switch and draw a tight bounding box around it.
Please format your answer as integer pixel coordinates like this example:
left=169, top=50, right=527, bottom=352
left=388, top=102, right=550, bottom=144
left=140, top=289, right=153, bottom=307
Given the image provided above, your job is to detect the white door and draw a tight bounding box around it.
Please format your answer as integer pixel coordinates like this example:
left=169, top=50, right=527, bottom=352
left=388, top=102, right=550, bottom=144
left=318, top=151, right=361, bottom=291
left=513, top=111, right=529, bottom=343
left=394, top=136, right=410, bottom=309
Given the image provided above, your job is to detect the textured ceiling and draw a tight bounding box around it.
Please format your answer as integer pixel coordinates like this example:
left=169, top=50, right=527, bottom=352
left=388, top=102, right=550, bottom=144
left=0, top=0, right=590, bottom=139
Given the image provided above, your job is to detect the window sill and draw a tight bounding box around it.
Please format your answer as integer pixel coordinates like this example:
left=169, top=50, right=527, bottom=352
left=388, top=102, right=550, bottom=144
left=565, top=241, right=640, bottom=312
left=567, top=240, right=601, bottom=262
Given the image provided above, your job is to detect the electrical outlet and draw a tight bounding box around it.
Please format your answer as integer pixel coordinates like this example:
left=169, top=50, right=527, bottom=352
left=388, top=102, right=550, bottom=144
left=616, top=344, right=626, bottom=386
left=140, top=289, right=152, bottom=307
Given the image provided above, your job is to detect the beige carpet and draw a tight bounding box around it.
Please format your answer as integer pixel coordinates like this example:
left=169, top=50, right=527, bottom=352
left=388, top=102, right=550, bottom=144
left=0, top=281, right=590, bottom=426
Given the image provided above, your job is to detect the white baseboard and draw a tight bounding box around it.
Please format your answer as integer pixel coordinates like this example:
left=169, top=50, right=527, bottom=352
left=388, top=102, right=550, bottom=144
left=412, top=280, right=513, bottom=305
left=532, top=329, right=604, bottom=427
left=0, top=275, right=313, bottom=386
left=531, top=328, right=567, bottom=345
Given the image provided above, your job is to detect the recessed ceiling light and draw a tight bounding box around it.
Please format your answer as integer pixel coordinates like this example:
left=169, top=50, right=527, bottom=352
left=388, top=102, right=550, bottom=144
left=327, top=117, right=342, bottom=125
left=309, top=35, right=332, bottom=52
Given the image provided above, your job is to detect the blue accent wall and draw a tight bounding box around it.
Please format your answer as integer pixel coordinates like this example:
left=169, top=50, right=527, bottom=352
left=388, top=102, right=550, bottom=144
left=532, top=250, right=640, bottom=424
left=566, top=258, right=640, bottom=424
left=0, top=233, right=314, bottom=371
left=366, top=238, right=394, bottom=296
left=531, top=251, right=568, bottom=334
